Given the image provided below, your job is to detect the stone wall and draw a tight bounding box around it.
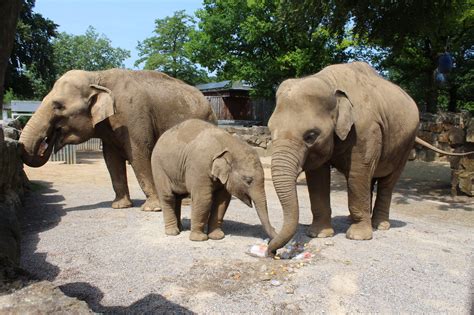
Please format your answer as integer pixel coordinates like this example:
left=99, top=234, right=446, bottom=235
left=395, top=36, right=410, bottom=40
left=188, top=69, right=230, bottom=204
left=223, top=126, right=272, bottom=157
left=0, top=120, right=27, bottom=278
left=414, top=111, right=473, bottom=162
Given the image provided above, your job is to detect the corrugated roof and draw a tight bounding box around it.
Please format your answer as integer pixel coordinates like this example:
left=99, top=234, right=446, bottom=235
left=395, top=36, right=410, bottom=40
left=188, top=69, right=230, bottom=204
left=10, top=100, right=41, bottom=112
left=196, top=80, right=252, bottom=92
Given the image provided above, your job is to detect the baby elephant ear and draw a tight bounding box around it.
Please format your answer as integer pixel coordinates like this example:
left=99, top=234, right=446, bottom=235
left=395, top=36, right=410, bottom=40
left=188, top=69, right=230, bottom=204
left=211, top=150, right=231, bottom=184
left=89, top=84, right=116, bottom=127
left=335, top=90, right=354, bottom=141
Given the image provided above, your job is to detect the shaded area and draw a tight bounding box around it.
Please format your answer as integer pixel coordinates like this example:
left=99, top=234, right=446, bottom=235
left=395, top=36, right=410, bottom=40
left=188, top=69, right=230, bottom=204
left=60, top=282, right=194, bottom=314
left=295, top=160, right=472, bottom=212
left=20, top=180, right=65, bottom=281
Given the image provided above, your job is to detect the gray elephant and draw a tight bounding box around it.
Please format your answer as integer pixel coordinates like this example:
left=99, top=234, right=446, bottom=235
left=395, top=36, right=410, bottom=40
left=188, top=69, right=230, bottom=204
left=267, top=62, right=472, bottom=254
left=19, top=69, right=216, bottom=211
left=151, top=119, right=276, bottom=241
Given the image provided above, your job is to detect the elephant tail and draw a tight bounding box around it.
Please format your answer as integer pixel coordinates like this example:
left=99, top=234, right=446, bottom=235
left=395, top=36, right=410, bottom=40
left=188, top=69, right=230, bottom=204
left=415, top=137, right=474, bottom=156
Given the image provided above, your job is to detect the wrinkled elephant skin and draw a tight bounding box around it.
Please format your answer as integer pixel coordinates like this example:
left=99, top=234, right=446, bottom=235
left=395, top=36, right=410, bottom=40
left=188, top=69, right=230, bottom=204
left=151, top=119, right=277, bottom=242
left=19, top=69, right=217, bottom=211
left=267, top=62, right=420, bottom=253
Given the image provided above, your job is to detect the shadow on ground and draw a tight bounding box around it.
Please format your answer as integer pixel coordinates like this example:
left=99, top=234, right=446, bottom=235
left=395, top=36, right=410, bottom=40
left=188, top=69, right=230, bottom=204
left=20, top=180, right=191, bottom=313
left=60, top=282, right=194, bottom=314
left=295, top=161, right=472, bottom=212
left=21, top=181, right=65, bottom=281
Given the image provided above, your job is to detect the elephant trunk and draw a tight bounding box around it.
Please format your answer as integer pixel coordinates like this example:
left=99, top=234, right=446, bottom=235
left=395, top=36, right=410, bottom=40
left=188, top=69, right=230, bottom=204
left=18, top=100, right=55, bottom=167
left=267, top=140, right=304, bottom=254
left=250, top=186, right=277, bottom=240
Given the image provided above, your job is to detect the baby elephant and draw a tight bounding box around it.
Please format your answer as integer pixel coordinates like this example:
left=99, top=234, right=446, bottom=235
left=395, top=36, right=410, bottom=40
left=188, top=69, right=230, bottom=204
left=151, top=119, right=276, bottom=241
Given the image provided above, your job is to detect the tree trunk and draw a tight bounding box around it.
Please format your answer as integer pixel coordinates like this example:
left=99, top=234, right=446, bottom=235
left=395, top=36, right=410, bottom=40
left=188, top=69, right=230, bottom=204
left=425, top=68, right=438, bottom=113
left=448, top=81, right=457, bottom=112
left=0, top=0, right=22, bottom=113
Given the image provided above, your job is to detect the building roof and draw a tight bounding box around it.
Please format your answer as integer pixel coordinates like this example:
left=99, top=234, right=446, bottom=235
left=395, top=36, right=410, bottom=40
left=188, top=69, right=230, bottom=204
left=10, top=100, right=41, bottom=112
left=196, top=80, right=252, bottom=92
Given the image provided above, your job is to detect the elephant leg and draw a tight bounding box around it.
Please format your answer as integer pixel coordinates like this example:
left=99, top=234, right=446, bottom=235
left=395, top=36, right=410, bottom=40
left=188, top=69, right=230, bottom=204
left=189, top=187, right=213, bottom=241
left=208, top=189, right=231, bottom=240
left=371, top=170, right=402, bottom=230
left=154, top=166, right=180, bottom=235
left=103, top=142, right=132, bottom=209
left=129, top=146, right=161, bottom=211
left=346, top=166, right=375, bottom=240
left=306, top=164, right=334, bottom=238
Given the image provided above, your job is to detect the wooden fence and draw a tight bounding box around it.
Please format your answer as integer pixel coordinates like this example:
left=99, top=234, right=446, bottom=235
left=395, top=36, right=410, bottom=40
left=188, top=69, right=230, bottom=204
left=49, top=138, right=102, bottom=164
left=207, top=96, right=274, bottom=124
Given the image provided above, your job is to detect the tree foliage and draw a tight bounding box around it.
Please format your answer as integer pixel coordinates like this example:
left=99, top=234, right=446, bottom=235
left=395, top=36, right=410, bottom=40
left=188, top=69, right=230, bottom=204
left=53, top=26, right=130, bottom=76
left=189, top=0, right=353, bottom=96
left=135, top=10, right=208, bottom=85
left=5, top=0, right=57, bottom=99
left=331, top=0, right=473, bottom=112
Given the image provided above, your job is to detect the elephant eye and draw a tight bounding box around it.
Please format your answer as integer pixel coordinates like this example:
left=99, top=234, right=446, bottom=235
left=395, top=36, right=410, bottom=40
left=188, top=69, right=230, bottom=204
left=52, top=102, right=63, bottom=110
left=242, top=176, right=253, bottom=185
left=303, top=129, right=320, bottom=145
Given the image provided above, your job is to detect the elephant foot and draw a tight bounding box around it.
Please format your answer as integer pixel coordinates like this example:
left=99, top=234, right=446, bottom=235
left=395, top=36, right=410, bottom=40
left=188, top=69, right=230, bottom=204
left=208, top=228, right=225, bottom=240
left=165, top=226, right=180, bottom=236
left=372, top=219, right=390, bottom=230
left=112, top=196, right=133, bottom=209
left=346, top=221, right=373, bottom=240
left=307, top=222, right=334, bottom=238
left=190, top=231, right=208, bottom=241
left=141, top=197, right=162, bottom=212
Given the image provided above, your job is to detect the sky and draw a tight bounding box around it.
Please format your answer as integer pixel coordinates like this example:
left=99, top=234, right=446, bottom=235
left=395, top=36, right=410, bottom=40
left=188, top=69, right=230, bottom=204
left=34, top=0, right=204, bottom=69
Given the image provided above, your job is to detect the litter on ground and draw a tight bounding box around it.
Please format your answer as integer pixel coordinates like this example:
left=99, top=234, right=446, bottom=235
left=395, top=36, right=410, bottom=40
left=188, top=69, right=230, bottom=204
left=247, top=240, right=314, bottom=260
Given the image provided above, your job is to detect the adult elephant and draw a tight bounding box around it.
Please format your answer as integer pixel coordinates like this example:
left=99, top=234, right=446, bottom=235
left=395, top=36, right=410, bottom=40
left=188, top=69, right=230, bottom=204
left=19, top=69, right=217, bottom=211
left=267, top=62, right=472, bottom=254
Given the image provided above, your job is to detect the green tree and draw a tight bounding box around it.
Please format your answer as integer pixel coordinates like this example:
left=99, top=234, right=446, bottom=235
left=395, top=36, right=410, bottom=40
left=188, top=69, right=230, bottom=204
left=188, top=0, right=353, bottom=96
left=331, top=0, right=473, bottom=112
left=5, top=0, right=57, bottom=100
left=53, top=26, right=130, bottom=76
left=135, top=10, right=209, bottom=85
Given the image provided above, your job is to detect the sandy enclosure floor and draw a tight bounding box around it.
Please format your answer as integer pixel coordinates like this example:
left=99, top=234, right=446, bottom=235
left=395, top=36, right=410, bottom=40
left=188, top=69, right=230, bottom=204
left=21, top=152, right=473, bottom=313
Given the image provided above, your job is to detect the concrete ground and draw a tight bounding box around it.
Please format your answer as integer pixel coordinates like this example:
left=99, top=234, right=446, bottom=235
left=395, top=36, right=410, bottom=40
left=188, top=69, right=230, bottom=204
left=21, top=152, right=473, bottom=313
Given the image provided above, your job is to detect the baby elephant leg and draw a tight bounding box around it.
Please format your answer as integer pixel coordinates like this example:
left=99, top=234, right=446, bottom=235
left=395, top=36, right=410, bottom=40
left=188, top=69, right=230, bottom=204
left=208, top=189, right=231, bottom=240
left=154, top=165, right=179, bottom=235
left=190, top=187, right=213, bottom=241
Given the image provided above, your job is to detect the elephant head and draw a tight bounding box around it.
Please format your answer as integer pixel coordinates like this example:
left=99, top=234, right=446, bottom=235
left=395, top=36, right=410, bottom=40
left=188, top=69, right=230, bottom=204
left=19, top=70, right=115, bottom=167
left=267, top=75, right=354, bottom=253
left=211, top=148, right=277, bottom=239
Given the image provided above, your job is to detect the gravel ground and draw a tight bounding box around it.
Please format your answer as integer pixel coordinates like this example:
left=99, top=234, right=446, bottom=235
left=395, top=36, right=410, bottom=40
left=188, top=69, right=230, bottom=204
left=21, top=152, right=473, bottom=314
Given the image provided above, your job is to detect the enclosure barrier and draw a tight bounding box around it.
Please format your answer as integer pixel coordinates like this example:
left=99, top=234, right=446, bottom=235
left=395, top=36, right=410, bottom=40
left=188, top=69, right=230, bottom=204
left=49, top=138, right=102, bottom=164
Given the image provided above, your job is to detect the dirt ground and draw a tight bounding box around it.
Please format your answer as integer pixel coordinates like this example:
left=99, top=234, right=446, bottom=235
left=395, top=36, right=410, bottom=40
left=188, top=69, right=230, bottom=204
left=21, top=152, right=473, bottom=313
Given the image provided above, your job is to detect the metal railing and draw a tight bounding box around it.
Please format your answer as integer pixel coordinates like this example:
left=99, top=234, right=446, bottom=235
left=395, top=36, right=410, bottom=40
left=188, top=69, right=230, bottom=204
left=49, top=138, right=102, bottom=164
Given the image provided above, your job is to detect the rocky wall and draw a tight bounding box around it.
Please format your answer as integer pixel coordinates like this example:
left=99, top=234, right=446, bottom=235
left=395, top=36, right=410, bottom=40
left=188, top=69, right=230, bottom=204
left=0, top=120, right=27, bottom=281
left=414, top=111, right=473, bottom=162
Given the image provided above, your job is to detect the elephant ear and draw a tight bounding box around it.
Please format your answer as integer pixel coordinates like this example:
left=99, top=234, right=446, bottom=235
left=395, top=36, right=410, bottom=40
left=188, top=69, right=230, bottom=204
left=334, top=90, right=354, bottom=141
left=89, top=84, right=116, bottom=127
left=211, top=150, right=232, bottom=184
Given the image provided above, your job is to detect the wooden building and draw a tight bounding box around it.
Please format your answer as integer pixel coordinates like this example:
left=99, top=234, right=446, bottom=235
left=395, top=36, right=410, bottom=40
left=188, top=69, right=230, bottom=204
left=196, top=80, right=253, bottom=121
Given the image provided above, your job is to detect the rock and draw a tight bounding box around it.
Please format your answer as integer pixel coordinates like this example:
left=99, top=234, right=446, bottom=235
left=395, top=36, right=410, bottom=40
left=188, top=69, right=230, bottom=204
left=466, top=118, right=474, bottom=143
left=448, top=127, right=465, bottom=147
left=270, top=280, right=281, bottom=286
left=0, top=281, right=92, bottom=314
left=2, top=127, right=20, bottom=141
left=0, top=126, right=27, bottom=271
left=6, top=119, right=22, bottom=130
left=453, top=170, right=474, bottom=196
